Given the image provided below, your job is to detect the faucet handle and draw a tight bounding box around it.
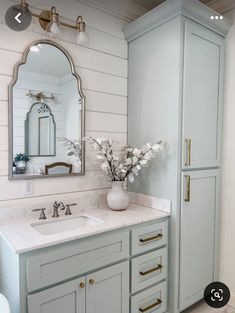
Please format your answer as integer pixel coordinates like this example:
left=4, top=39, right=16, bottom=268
left=65, top=203, right=77, bottom=215
left=59, top=201, right=65, bottom=210
left=32, top=208, right=47, bottom=220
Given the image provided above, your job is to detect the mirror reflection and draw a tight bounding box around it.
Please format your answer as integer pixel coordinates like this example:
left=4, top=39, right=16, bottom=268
left=11, top=41, right=85, bottom=178
left=25, top=102, right=56, bottom=157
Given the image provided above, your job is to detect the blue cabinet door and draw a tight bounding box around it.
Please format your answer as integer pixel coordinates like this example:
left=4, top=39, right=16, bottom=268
left=182, top=20, right=224, bottom=170
left=27, top=276, right=85, bottom=313
left=86, top=261, right=129, bottom=313
left=179, top=169, right=219, bottom=310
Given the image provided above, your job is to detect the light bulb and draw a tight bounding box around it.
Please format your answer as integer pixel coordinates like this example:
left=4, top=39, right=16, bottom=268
left=76, top=30, right=89, bottom=45
left=46, top=7, right=61, bottom=37
left=76, top=16, right=89, bottom=45
left=47, top=21, right=61, bottom=36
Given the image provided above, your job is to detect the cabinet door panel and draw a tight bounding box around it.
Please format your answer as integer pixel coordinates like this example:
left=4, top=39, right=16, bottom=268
left=86, top=261, right=129, bottom=313
left=179, top=170, right=219, bottom=310
left=182, top=20, right=224, bottom=169
left=28, top=277, right=85, bottom=313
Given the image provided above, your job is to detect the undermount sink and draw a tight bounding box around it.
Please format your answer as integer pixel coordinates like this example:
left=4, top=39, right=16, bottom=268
left=31, top=215, right=103, bottom=236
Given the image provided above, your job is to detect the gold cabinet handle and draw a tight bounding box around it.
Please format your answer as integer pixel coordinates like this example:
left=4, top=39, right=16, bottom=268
left=80, top=282, right=85, bottom=288
left=140, top=264, right=163, bottom=276
left=139, top=299, right=162, bottom=312
left=185, top=139, right=191, bottom=166
left=139, top=233, right=163, bottom=244
left=89, top=279, right=95, bottom=285
left=184, top=175, right=191, bottom=202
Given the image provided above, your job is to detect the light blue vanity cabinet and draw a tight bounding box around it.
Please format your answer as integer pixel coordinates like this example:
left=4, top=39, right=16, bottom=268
left=123, top=1, right=231, bottom=313
left=0, top=218, right=168, bottom=313
left=182, top=22, right=224, bottom=170
left=27, top=262, right=129, bottom=313
left=180, top=169, right=220, bottom=309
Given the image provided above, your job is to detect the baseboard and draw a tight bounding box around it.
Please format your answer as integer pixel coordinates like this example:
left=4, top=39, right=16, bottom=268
left=229, top=293, right=235, bottom=308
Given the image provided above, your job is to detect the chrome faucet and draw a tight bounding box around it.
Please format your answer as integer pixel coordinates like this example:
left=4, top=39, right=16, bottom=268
left=52, top=201, right=65, bottom=217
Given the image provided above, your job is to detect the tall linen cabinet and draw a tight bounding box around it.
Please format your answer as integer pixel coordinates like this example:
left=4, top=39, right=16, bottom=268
left=123, top=1, right=231, bottom=312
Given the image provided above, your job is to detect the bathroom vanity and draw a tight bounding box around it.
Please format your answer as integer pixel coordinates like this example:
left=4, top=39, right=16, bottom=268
left=0, top=196, right=170, bottom=313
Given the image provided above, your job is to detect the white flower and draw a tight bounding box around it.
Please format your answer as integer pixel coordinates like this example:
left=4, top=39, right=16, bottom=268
left=96, top=154, right=104, bottom=160
left=128, top=173, right=135, bottom=183
left=84, top=136, right=164, bottom=182
left=126, top=158, right=132, bottom=165
left=96, top=138, right=106, bottom=145
left=101, top=162, right=109, bottom=171
left=132, top=156, right=138, bottom=163
left=152, top=144, right=160, bottom=152
left=140, top=159, right=147, bottom=165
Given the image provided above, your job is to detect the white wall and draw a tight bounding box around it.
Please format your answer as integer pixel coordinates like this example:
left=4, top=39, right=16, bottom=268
left=220, top=9, right=235, bottom=307
left=0, top=0, right=127, bottom=204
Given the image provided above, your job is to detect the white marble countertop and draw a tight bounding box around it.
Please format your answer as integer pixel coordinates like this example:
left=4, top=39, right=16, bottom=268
left=0, top=193, right=171, bottom=254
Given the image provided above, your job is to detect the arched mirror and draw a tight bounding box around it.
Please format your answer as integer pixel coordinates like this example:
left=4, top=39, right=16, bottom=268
left=9, top=40, right=85, bottom=179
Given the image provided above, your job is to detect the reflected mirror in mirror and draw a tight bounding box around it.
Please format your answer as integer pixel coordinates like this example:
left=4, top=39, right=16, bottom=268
left=9, top=41, right=85, bottom=179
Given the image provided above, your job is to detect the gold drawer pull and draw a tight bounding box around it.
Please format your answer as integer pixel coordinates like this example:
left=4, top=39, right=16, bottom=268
left=139, top=233, right=163, bottom=243
left=140, top=264, right=163, bottom=276
left=89, top=279, right=95, bottom=285
left=139, top=299, right=162, bottom=312
left=184, top=175, right=191, bottom=202
left=80, top=282, right=85, bottom=288
left=185, top=139, right=192, bottom=166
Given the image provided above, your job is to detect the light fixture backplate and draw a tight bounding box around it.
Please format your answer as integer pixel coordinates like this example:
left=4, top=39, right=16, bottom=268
left=39, top=10, right=51, bottom=30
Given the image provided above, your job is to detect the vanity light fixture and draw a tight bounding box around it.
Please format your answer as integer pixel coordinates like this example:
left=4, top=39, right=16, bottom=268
left=26, top=91, right=55, bottom=103
left=36, top=7, right=88, bottom=44
left=15, top=1, right=89, bottom=45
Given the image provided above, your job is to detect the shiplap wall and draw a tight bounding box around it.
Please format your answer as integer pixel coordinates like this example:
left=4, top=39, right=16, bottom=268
left=0, top=0, right=128, bottom=203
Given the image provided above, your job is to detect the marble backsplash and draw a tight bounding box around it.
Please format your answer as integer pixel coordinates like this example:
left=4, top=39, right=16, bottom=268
left=0, top=189, right=171, bottom=222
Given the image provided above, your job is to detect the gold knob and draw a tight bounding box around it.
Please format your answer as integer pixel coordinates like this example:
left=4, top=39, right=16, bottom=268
left=80, top=282, right=85, bottom=288
left=89, top=279, right=95, bottom=285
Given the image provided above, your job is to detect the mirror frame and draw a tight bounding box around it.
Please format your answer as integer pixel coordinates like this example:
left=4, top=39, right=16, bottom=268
left=8, top=39, right=85, bottom=180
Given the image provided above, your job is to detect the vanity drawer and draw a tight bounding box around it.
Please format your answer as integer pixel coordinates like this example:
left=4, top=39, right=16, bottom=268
left=131, top=220, right=168, bottom=256
left=131, top=281, right=167, bottom=313
left=26, top=231, right=129, bottom=292
left=131, top=247, right=167, bottom=293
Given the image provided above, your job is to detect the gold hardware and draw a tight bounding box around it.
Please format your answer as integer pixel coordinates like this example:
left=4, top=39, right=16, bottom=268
left=185, top=139, right=191, bottom=166
left=139, top=233, right=162, bottom=243
left=184, top=175, right=191, bottom=202
left=76, top=16, right=86, bottom=32
left=139, top=299, right=162, bottom=312
left=38, top=10, right=51, bottom=31
left=80, top=282, right=85, bottom=288
left=89, top=279, right=95, bottom=285
left=140, top=264, right=163, bottom=276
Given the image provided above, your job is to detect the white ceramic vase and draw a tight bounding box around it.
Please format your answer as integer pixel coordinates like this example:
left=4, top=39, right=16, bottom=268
left=107, top=181, right=130, bottom=211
